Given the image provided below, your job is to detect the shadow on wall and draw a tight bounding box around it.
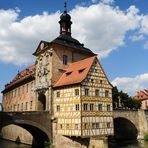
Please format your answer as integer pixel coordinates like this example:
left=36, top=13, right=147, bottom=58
left=114, top=117, right=138, bottom=140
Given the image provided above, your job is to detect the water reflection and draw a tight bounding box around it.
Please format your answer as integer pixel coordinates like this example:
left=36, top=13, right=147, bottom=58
left=1, top=138, right=148, bottom=148
left=108, top=139, right=148, bottom=148
left=0, top=139, right=32, bottom=148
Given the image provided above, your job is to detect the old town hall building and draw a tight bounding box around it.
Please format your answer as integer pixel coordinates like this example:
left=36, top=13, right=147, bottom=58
left=2, top=2, right=113, bottom=145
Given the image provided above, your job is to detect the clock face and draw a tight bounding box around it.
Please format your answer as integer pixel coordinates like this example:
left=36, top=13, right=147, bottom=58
left=40, top=43, right=44, bottom=50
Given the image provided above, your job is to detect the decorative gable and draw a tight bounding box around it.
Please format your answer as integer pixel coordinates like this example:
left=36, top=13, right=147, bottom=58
left=33, top=40, right=50, bottom=56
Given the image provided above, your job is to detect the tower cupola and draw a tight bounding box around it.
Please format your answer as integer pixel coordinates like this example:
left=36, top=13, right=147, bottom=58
left=59, top=1, right=72, bottom=36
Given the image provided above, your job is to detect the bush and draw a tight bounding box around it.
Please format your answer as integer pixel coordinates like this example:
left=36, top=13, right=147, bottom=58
left=144, top=133, right=148, bottom=141
left=44, top=141, right=51, bottom=148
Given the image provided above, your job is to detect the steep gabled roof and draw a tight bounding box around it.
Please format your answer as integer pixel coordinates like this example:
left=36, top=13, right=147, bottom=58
left=54, top=56, right=96, bottom=88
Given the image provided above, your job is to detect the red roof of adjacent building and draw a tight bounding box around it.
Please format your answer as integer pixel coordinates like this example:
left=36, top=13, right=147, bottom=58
left=5, top=64, right=36, bottom=89
left=134, top=89, right=148, bottom=101
left=54, top=56, right=96, bottom=87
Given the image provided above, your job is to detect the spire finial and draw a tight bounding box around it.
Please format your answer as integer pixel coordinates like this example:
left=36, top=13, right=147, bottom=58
left=64, top=0, right=67, bottom=13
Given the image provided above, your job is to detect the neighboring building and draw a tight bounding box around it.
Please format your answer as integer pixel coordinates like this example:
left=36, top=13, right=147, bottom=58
left=2, top=65, right=35, bottom=112
left=133, top=89, right=148, bottom=110
left=1, top=2, right=113, bottom=145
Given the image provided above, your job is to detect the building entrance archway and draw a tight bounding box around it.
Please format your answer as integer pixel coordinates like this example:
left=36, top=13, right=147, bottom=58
left=38, top=94, right=46, bottom=111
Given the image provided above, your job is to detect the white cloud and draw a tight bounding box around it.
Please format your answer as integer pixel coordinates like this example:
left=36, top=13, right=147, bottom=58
left=129, top=34, right=144, bottom=42
left=112, top=73, right=148, bottom=95
left=71, top=4, right=142, bottom=58
left=0, top=9, right=60, bottom=66
left=0, top=3, right=147, bottom=65
left=140, top=15, right=148, bottom=35
left=144, top=41, right=148, bottom=49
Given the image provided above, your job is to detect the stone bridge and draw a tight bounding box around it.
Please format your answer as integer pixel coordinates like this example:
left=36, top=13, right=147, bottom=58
left=113, top=109, right=148, bottom=140
left=0, top=110, right=148, bottom=147
left=0, top=111, right=52, bottom=147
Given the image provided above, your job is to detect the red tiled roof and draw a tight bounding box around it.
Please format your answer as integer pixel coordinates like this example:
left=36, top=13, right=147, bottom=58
left=133, top=89, right=148, bottom=101
left=5, top=64, right=36, bottom=89
left=54, top=56, right=96, bottom=87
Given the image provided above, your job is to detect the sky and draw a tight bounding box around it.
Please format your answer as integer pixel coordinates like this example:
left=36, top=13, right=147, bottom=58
left=0, top=0, right=148, bottom=102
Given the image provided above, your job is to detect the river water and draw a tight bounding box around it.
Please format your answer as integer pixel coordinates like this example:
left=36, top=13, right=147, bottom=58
left=1, top=139, right=148, bottom=148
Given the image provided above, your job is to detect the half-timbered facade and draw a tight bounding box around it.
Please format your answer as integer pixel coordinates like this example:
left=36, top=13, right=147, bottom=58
left=54, top=56, right=113, bottom=137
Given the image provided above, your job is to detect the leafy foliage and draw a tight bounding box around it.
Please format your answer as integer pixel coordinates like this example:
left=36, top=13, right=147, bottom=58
left=112, top=86, right=141, bottom=110
left=144, top=133, right=148, bottom=141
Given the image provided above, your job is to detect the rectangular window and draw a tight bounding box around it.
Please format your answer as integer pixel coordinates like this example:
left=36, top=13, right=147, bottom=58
left=75, top=104, right=79, bottom=111
left=30, top=101, right=32, bottom=109
left=98, top=104, right=102, bottom=111
left=107, top=104, right=111, bottom=111
left=14, top=105, right=16, bottom=111
left=95, top=89, right=99, bottom=96
left=96, top=123, right=100, bottom=129
left=56, top=105, right=60, bottom=112
left=26, top=84, right=29, bottom=93
left=85, top=88, right=89, bottom=96
left=63, top=55, right=68, bottom=65
left=91, top=79, right=94, bottom=83
left=84, top=123, right=87, bottom=129
left=66, top=124, right=69, bottom=129
left=17, top=104, right=19, bottom=111
left=107, top=122, right=111, bottom=128
left=21, top=103, right=23, bottom=111
left=92, top=123, right=96, bottom=129
left=57, top=92, right=60, bottom=98
left=60, top=124, right=62, bottom=129
left=105, top=90, right=109, bottom=97
left=100, top=80, right=102, bottom=85
left=18, top=88, right=20, bottom=96
left=90, top=104, right=94, bottom=111
left=22, top=86, right=24, bottom=94
left=83, top=103, right=88, bottom=111
left=15, top=89, right=17, bottom=97
left=75, top=89, right=79, bottom=96
left=26, top=102, right=28, bottom=110
left=75, top=124, right=78, bottom=130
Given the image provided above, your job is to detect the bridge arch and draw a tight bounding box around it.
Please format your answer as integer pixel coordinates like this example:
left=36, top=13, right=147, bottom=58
left=1, top=119, right=50, bottom=147
left=114, top=117, right=138, bottom=140
left=0, top=103, right=3, bottom=111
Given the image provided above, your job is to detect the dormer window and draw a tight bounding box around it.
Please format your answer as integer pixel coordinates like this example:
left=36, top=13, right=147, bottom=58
left=63, top=55, right=68, bottom=65
left=78, top=68, right=85, bottom=73
left=66, top=71, right=72, bottom=76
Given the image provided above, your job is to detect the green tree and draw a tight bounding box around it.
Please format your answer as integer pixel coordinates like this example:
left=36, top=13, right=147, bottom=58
left=112, top=86, right=119, bottom=108
left=112, top=86, right=141, bottom=110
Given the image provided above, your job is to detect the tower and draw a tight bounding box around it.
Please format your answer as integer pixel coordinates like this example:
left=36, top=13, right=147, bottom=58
left=59, top=1, right=72, bottom=36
